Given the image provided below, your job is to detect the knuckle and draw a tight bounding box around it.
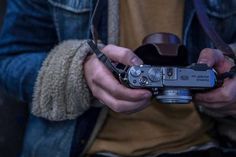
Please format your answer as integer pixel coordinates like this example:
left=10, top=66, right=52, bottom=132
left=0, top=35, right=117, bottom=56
left=112, top=91, right=120, bottom=99
left=90, top=84, right=100, bottom=98
left=119, top=48, right=133, bottom=61
left=200, top=48, right=213, bottom=56
left=111, top=83, right=123, bottom=97
left=110, top=85, right=119, bottom=96
left=90, top=72, right=99, bottom=84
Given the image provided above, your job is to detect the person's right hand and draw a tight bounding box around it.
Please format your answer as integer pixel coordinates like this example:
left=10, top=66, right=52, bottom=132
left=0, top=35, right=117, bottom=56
left=84, top=44, right=152, bottom=113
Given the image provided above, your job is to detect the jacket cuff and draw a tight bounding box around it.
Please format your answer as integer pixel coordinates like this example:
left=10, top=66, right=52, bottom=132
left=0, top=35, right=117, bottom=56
left=31, top=40, right=93, bottom=121
left=198, top=105, right=236, bottom=141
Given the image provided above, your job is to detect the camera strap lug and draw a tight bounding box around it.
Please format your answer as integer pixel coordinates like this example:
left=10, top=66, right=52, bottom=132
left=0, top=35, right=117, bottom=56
left=217, top=66, right=236, bottom=87
left=219, top=66, right=236, bottom=79
left=87, top=40, right=128, bottom=81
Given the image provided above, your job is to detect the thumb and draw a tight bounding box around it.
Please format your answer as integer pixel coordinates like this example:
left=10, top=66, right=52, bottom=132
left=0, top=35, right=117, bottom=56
left=197, top=48, right=224, bottom=67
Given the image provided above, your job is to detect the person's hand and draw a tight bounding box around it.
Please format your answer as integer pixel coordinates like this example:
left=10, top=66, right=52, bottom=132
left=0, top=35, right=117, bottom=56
left=84, top=44, right=152, bottom=113
left=195, top=48, right=236, bottom=116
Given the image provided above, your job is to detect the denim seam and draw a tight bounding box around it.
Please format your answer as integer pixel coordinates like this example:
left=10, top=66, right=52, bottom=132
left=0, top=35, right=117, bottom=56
left=52, top=7, right=61, bottom=42
left=48, top=0, right=90, bottom=13
left=183, top=10, right=195, bottom=46
left=58, top=123, right=76, bottom=157
left=80, top=107, right=108, bottom=157
left=206, top=9, right=236, bottom=19
left=32, top=133, right=47, bottom=157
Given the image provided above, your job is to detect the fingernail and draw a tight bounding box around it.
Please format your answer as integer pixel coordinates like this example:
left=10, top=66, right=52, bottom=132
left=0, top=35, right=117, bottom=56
left=198, top=59, right=208, bottom=64
left=131, top=57, right=143, bottom=65
left=198, top=59, right=210, bottom=66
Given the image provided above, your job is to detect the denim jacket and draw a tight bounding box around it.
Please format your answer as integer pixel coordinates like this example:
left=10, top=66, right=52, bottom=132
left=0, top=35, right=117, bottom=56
left=0, top=0, right=236, bottom=157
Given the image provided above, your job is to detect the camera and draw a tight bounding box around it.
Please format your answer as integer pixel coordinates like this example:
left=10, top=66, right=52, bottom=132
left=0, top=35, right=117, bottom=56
left=126, top=63, right=217, bottom=104
left=87, top=32, right=219, bottom=104
left=121, top=32, right=217, bottom=104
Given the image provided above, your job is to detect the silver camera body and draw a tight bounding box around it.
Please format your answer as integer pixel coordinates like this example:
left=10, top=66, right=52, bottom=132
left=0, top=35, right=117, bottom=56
left=87, top=35, right=219, bottom=104
left=126, top=64, right=217, bottom=104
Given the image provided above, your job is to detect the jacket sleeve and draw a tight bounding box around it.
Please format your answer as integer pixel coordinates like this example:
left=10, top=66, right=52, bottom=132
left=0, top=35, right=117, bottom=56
left=0, top=0, right=57, bottom=103
left=197, top=105, right=236, bottom=142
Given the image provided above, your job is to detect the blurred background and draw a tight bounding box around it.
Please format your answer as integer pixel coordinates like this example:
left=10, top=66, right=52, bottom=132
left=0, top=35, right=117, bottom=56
left=0, top=0, right=7, bottom=29
left=0, top=0, right=28, bottom=156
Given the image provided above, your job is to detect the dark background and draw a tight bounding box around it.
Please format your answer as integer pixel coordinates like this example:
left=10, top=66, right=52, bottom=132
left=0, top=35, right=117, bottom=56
left=0, top=0, right=7, bottom=29
left=0, top=0, right=28, bottom=157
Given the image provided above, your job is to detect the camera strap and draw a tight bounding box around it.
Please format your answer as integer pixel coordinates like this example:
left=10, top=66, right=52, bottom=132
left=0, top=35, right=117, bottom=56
left=88, top=1, right=128, bottom=80
left=89, top=0, right=236, bottom=82
left=193, top=0, right=236, bottom=80
left=87, top=40, right=128, bottom=82
left=193, top=0, right=235, bottom=59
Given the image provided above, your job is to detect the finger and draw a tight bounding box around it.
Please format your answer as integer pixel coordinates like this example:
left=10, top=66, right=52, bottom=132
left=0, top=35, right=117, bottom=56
left=102, top=44, right=143, bottom=66
left=196, top=101, right=236, bottom=116
left=195, top=89, right=231, bottom=107
left=195, top=79, right=236, bottom=108
left=93, top=68, right=152, bottom=101
left=197, top=48, right=224, bottom=67
left=195, top=100, right=231, bottom=109
left=218, top=108, right=236, bottom=116
left=85, top=51, right=152, bottom=101
left=87, top=56, right=152, bottom=101
left=94, top=87, right=151, bottom=113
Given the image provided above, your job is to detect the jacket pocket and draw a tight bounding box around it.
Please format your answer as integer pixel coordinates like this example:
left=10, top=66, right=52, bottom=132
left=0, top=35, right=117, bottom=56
left=48, top=0, right=92, bottom=41
left=206, top=0, right=236, bottom=19
left=205, top=0, right=236, bottom=43
left=48, top=0, right=91, bottom=13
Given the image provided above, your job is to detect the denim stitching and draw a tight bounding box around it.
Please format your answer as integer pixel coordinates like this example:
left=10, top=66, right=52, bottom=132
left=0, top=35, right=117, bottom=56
left=207, top=9, right=236, bottom=19
left=52, top=6, right=61, bottom=41
left=183, top=11, right=195, bottom=46
left=48, top=0, right=90, bottom=13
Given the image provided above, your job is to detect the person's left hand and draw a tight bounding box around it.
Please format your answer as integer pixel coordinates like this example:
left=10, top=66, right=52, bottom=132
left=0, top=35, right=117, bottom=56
left=195, top=48, right=236, bottom=116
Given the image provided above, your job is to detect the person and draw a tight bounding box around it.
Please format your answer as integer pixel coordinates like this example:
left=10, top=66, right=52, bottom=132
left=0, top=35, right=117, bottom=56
left=0, top=0, right=236, bottom=157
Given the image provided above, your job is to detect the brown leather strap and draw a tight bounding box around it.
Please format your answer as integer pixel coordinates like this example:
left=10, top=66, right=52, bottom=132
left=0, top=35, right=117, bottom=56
left=193, top=0, right=235, bottom=58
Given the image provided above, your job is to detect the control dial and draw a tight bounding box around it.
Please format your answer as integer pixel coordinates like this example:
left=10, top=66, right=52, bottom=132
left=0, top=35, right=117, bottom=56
left=129, top=66, right=142, bottom=77
left=148, top=67, right=162, bottom=81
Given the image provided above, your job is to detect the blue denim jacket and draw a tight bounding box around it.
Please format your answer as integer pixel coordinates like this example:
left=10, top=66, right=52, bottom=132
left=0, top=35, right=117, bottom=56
left=0, top=0, right=236, bottom=157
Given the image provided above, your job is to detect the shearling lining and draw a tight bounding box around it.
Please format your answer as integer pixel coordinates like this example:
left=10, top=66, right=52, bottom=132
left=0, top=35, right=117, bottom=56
left=31, top=40, right=92, bottom=121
